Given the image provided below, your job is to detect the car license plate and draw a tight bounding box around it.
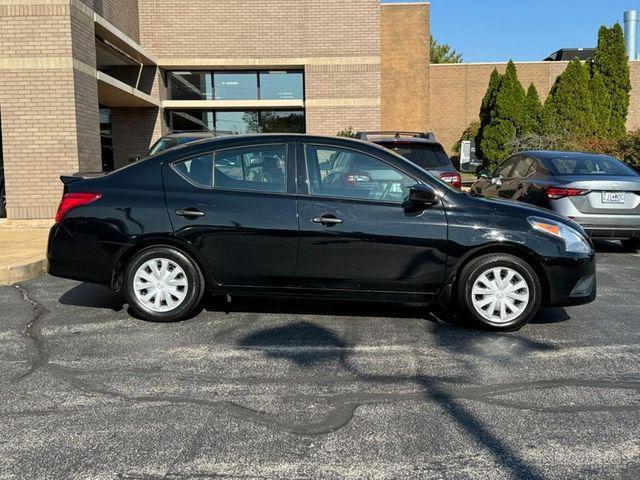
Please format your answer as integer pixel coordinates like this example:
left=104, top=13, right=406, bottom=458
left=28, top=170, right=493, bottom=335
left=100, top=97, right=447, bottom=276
left=602, top=191, right=625, bottom=204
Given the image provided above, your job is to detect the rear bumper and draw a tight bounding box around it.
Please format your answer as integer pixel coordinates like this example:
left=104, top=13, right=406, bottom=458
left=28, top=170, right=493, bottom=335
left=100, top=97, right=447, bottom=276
left=550, top=200, right=640, bottom=239
left=47, top=223, right=118, bottom=286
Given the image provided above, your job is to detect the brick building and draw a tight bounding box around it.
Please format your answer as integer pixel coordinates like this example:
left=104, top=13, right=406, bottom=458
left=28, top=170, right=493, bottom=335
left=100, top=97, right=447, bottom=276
left=0, top=0, right=638, bottom=219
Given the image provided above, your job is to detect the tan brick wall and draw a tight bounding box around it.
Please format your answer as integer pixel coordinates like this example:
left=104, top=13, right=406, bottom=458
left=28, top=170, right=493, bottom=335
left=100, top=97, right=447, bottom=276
left=94, top=0, right=140, bottom=41
left=138, top=0, right=381, bottom=136
left=0, top=2, right=101, bottom=219
left=381, top=3, right=430, bottom=132
left=430, top=61, right=572, bottom=155
left=111, top=107, right=161, bottom=168
left=430, top=60, right=640, bottom=156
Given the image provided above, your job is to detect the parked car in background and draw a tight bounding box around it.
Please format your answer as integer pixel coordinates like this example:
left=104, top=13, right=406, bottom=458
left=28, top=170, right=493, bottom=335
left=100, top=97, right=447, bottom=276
left=472, top=150, right=640, bottom=251
left=147, top=130, right=218, bottom=157
left=48, top=134, right=596, bottom=331
left=356, top=131, right=462, bottom=188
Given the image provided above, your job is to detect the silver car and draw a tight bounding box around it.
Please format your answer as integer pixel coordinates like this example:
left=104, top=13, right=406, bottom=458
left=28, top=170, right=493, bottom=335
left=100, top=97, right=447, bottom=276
left=472, top=150, right=640, bottom=251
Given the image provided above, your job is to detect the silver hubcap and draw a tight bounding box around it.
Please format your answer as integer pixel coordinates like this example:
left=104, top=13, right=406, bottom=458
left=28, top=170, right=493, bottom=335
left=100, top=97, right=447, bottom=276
left=133, top=258, right=189, bottom=313
left=471, top=267, right=530, bottom=324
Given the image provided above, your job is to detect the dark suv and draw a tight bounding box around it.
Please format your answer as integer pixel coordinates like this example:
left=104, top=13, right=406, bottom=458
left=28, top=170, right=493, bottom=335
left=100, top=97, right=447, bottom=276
left=356, top=131, right=461, bottom=188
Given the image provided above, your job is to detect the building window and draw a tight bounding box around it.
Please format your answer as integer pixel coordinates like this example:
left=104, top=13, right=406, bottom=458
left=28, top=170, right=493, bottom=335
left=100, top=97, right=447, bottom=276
left=166, top=70, right=304, bottom=101
left=214, top=72, right=258, bottom=100
left=259, top=71, right=304, bottom=100
left=167, top=110, right=305, bottom=134
left=168, top=71, right=213, bottom=100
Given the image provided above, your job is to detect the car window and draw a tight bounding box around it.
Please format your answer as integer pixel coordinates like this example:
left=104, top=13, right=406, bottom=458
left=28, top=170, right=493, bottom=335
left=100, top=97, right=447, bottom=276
left=377, top=143, right=451, bottom=169
left=494, top=157, right=518, bottom=178
left=511, top=157, right=535, bottom=178
left=547, top=155, right=637, bottom=176
left=173, top=153, right=214, bottom=188
left=305, top=145, right=416, bottom=202
left=214, top=144, right=287, bottom=193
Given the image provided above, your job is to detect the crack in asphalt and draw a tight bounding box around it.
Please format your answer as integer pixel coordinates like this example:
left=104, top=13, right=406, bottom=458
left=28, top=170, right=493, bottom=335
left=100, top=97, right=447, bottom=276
left=14, top=284, right=49, bottom=379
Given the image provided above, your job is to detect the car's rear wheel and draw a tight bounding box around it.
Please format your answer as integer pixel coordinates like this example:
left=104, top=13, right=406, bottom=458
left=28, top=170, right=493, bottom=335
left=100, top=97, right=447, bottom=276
left=124, top=246, right=204, bottom=322
left=621, top=238, right=640, bottom=252
left=457, top=253, right=542, bottom=331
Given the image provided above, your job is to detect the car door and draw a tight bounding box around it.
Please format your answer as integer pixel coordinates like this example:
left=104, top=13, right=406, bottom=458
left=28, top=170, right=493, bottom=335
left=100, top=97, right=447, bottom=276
left=295, top=142, right=448, bottom=294
left=163, top=141, right=299, bottom=287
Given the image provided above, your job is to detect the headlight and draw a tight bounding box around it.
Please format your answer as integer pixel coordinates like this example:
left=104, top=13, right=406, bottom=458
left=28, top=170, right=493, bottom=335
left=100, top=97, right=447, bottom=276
left=528, top=217, right=592, bottom=253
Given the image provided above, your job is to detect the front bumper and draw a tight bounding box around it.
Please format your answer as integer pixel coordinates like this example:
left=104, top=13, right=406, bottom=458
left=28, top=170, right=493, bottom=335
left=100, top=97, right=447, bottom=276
left=542, top=252, right=597, bottom=307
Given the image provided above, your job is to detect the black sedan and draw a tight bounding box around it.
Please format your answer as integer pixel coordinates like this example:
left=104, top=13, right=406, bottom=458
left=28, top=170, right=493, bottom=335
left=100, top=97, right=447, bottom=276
left=472, top=150, right=640, bottom=250
left=48, top=135, right=596, bottom=331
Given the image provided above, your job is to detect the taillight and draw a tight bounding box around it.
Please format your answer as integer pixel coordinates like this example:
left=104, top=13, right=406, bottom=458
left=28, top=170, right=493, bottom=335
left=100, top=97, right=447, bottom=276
left=545, top=187, right=587, bottom=199
left=439, top=172, right=462, bottom=189
left=55, top=192, right=102, bottom=223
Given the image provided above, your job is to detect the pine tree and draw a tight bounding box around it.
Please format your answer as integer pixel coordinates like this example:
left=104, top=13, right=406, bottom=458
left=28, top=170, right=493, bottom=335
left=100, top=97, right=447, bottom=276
left=589, top=71, right=612, bottom=137
left=543, top=58, right=596, bottom=139
left=522, top=83, right=543, bottom=134
left=475, top=68, right=503, bottom=161
left=478, top=61, right=526, bottom=165
left=593, top=23, right=631, bottom=138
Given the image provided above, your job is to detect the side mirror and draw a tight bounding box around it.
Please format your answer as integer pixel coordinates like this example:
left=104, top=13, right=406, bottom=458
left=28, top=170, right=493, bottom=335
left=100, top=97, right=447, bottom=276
left=491, top=174, right=503, bottom=186
left=408, top=184, right=439, bottom=207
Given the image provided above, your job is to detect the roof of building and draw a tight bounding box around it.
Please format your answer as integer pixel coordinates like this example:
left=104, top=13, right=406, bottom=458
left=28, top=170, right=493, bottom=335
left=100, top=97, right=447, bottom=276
left=544, top=48, right=596, bottom=61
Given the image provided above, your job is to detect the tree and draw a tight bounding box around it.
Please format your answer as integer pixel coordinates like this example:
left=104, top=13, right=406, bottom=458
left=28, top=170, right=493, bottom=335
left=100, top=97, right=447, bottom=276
left=593, top=23, right=631, bottom=138
left=522, top=83, right=543, bottom=134
left=478, top=61, right=527, bottom=166
left=430, top=36, right=463, bottom=64
left=543, top=58, right=596, bottom=139
left=589, top=71, right=612, bottom=137
left=475, top=68, right=502, bottom=160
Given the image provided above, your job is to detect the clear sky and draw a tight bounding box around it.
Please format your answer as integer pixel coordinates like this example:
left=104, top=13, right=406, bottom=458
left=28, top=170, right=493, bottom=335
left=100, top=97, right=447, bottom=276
left=381, top=0, right=640, bottom=62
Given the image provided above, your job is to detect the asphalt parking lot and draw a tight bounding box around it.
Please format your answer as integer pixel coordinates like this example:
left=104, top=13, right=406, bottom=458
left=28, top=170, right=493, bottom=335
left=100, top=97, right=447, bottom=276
left=0, top=241, right=639, bottom=479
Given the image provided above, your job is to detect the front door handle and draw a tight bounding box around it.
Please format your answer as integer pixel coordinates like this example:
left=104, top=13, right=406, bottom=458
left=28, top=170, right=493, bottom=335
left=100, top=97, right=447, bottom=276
left=175, top=208, right=206, bottom=218
left=312, top=215, right=342, bottom=226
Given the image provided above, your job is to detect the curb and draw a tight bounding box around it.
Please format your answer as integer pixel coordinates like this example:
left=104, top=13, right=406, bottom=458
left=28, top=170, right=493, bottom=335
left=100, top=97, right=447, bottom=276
left=0, top=258, right=47, bottom=286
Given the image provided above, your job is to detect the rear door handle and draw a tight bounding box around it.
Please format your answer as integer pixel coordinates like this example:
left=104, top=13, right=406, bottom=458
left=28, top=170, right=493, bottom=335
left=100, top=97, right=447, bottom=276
left=175, top=208, right=206, bottom=218
left=312, top=215, right=342, bottom=226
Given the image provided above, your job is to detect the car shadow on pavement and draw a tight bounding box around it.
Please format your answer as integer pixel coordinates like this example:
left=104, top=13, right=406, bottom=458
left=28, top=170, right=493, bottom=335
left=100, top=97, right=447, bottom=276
left=58, top=282, right=125, bottom=312
left=238, top=319, right=552, bottom=479
left=593, top=239, right=632, bottom=253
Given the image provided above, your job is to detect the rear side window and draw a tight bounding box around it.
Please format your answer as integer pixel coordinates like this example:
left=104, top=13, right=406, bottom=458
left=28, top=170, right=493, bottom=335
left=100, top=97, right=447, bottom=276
left=173, top=153, right=214, bottom=187
left=378, top=143, right=451, bottom=169
left=214, top=144, right=287, bottom=193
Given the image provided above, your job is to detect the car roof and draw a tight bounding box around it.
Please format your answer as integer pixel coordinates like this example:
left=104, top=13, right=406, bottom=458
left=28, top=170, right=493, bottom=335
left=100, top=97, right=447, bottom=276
left=518, top=150, right=615, bottom=160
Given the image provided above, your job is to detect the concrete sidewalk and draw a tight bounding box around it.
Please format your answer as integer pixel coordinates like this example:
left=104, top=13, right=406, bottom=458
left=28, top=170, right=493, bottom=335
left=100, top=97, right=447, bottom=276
left=0, top=219, right=52, bottom=285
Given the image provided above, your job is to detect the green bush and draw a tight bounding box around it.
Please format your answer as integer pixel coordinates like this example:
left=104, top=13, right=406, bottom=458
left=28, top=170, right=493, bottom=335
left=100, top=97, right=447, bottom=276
left=453, top=121, right=480, bottom=154
left=337, top=127, right=356, bottom=138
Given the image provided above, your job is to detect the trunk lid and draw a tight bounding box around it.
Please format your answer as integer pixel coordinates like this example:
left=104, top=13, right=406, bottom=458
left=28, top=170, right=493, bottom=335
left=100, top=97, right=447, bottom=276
left=558, top=175, right=640, bottom=215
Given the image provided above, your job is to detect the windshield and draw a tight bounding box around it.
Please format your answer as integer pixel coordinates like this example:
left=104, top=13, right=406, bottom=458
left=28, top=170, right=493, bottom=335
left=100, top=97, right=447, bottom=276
left=378, top=143, right=451, bottom=169
left=547, top=155, right=637, bottom=176
left=148, top=136, right=202, bottom=156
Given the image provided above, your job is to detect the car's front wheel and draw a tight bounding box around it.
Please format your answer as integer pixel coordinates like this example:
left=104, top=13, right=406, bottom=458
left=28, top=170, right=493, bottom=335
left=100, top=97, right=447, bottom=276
left=123, top=246, right=205, bottom=322
left=457, top=253, right=542, bottom=331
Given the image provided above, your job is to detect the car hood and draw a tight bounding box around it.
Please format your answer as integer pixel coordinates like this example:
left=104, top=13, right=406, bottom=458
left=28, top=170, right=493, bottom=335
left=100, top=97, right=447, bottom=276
left=467, top=192, right=581, bottom=229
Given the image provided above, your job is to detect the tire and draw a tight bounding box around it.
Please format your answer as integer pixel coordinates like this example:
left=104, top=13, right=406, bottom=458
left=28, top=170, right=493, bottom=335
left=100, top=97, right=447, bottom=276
left=457, top=253, right=542, bottom=331
left=123, top=246, right=205, bottom=322
left=621, top=238, right=640, bottom=252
